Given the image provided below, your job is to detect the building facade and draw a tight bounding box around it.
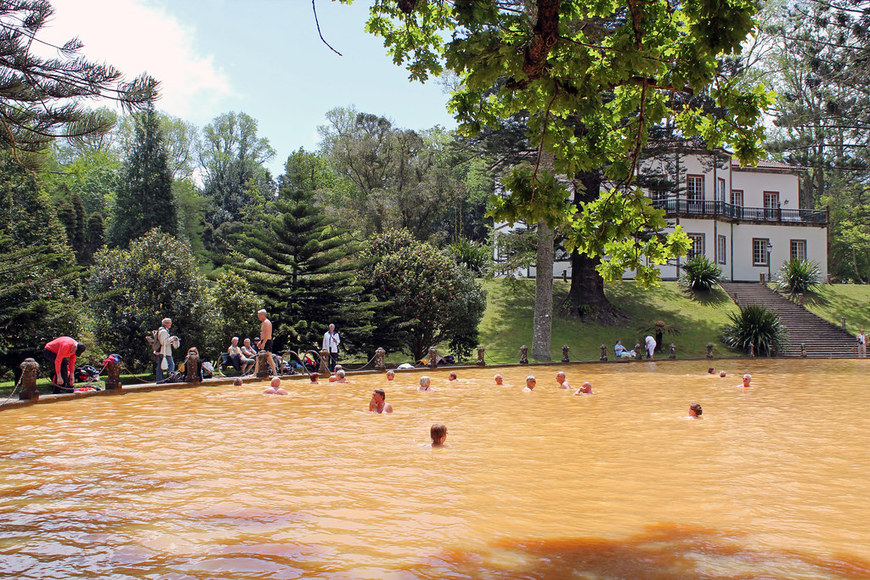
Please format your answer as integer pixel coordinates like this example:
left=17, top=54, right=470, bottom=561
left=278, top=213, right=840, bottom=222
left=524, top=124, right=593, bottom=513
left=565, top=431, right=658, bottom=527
left=495, top=147, right=828, bottom=282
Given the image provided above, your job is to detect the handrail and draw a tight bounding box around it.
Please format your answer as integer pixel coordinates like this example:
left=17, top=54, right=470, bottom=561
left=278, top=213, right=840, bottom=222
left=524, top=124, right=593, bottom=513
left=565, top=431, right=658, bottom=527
left=651, top=199, right=827, bottom=224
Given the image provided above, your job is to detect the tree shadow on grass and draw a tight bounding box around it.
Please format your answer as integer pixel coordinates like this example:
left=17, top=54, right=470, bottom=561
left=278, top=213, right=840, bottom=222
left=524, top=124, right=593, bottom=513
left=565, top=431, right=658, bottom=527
left=419, top=523, right=870, bottom=580
left=689, top=285, right=732, bottom=307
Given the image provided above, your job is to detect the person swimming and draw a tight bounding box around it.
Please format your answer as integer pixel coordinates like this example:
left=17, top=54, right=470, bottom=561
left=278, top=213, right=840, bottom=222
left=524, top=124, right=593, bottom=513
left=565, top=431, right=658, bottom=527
left=494, top=374, right=503, bottom=385
left=369, top=388, right=393, bottom=414
left=262, top=377, right=288, bottom=395
left=574, top=381, right=593, bottom=395
left=555, top=371, right=571, bottom=390
left=430, top=423, right=447, bottom=447
left=386, top=369, right=395, bottom=381
left=741, top=374, right=752, bottom=388
left=523, top=375, right=536, bottom=392
left=419, top=376, right=431, bottom=391
left=689, top=402, right=703, bottom=418
left=448, top=372, right=458, bottom=381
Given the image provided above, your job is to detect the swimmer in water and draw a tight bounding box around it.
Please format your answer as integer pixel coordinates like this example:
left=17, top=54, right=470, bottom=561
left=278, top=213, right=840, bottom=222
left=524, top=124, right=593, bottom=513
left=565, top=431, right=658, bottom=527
left=494, top=374, right=503, bottom=385
left=707, top=367, right=715, bottom=375
left=555, top=371, right=571, bottom=390
left=419, top=376, right=431, bottom=391
left=309, top=372, right=319, bottom=384
left=523, top=375, right=536, bottom=392
left=574, top=381, right=593, bottom=395
left=369, top=388, right=393, bottom=414
left=262, top=377, right=288, bottom=395
left=689, top=402, right=703, bottom=418
left=448, top=371, right=457, bottom=381
left=333, top=369, right=349, bottom=383
left=741, top=374, right=752, bottom=388
left=233, top=378, right=243, bottom=387
left=430, top=423, right=447, bottom=447
left=719, top=370, right=726, bottom=378
left=386, top=369, right=395, bottom=381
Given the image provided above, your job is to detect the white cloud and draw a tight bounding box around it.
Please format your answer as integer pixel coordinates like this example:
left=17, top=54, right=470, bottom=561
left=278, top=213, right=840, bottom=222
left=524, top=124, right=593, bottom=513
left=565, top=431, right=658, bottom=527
left=44, top=0, right=232, bottom=120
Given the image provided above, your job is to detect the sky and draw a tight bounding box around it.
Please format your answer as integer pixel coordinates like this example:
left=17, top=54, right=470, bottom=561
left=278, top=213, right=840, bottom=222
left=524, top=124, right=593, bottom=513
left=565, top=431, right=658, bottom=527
left=47, top=0, right=457, bottom=176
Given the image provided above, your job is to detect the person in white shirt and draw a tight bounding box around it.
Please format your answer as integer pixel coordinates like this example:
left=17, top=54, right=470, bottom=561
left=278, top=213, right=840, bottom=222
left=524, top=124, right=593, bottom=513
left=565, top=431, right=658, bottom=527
left=322, top=323, right=341, bottom=372
left=156, top=318, right=179, bottom=382
left=858, top=329, right=866, bottom=358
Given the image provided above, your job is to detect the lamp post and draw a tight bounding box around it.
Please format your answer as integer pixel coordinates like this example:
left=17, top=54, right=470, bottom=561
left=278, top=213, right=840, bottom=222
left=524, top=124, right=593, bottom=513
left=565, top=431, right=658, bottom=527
left=767, top=241, right=773, bottom=283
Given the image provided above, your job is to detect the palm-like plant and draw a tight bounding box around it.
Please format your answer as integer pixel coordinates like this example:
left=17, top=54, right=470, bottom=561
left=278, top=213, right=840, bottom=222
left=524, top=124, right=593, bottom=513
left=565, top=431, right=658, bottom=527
left=721, top=305, right=786, bottom=356
left=776, top=259, right=821, bottom=297
left=681, top=255, right=723, bottom=292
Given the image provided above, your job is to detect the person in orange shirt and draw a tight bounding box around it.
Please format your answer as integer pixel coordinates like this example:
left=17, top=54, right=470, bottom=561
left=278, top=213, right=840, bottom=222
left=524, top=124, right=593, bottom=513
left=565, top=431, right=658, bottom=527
left=43, top=337, right=86, bottom=393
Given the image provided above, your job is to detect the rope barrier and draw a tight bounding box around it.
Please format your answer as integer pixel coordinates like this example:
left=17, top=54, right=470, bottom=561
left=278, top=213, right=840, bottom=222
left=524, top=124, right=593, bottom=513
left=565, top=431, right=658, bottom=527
left=0, top=372, right=23, bottom=406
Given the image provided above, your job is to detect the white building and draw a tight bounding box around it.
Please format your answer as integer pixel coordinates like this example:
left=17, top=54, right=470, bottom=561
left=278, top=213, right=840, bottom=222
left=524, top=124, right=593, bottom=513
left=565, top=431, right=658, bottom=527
left=495, top=146, right=828, bottom=282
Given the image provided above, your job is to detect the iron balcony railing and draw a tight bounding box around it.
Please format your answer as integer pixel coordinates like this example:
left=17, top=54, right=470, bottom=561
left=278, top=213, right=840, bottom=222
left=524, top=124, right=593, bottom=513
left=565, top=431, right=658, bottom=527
left=651, top=198, right=828, bottom=224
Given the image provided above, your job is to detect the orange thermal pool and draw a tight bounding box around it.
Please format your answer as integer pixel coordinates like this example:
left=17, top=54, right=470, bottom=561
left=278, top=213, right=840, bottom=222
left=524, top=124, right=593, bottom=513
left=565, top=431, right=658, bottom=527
left=1, top=359, right=869, bottom=579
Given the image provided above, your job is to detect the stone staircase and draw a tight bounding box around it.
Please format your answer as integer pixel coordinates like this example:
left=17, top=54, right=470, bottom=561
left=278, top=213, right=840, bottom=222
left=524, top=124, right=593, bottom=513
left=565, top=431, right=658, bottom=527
left=719, top=282, right=859, bottom=358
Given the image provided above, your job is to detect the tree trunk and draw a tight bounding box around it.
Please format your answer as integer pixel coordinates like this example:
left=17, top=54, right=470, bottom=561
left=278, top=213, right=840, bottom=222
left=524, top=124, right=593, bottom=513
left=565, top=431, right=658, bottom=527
left=532, top=221, right=554, bottom=361
left=565, top=170, right=619, bottom=323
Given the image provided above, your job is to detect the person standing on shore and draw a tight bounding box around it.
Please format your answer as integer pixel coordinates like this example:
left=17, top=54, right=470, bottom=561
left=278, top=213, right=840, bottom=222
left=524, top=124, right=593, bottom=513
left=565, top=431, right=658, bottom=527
left=252, top=309, right=278, bottom=377
left=155, top=318, right=178, bottom=383
left=322, top=323, right=341, bottom=372
left=43, top=337, right=86, bottom=393
left=858, top=329, right=866, bottom=358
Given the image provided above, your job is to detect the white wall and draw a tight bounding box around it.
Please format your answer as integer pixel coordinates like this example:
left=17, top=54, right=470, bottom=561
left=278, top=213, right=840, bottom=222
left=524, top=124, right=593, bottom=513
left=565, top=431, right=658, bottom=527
left=731, top=170, right=800, bottom=207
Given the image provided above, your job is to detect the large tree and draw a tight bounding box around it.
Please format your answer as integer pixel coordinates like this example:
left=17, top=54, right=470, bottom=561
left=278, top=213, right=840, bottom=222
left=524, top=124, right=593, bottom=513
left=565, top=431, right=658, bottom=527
left=231, top=167, right=375, bottom=355
left=0, top=1, right=157, bottom=166
left=107, top=107, right=176, bottom=248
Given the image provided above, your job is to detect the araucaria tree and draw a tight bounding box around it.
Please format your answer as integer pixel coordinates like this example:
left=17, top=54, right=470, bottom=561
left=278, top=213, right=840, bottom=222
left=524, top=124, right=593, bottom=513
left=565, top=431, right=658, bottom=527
left=108, top=107, right=176, bottom=248
left=231, top=175, right=375, bottom=355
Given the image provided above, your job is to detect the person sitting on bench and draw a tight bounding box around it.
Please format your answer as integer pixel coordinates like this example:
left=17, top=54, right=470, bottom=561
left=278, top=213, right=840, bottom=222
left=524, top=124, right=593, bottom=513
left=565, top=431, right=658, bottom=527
left=227, top=336, right=254, bottom=374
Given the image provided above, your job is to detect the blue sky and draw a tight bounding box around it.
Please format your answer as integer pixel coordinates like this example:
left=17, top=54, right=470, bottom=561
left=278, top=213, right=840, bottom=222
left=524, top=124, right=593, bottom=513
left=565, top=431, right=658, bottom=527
left=48, top=0, right=456, bottom=176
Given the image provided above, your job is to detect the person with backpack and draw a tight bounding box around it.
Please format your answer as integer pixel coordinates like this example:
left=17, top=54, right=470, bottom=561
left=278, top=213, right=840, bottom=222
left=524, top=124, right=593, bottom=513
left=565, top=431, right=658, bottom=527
left=155, top=318, right=179, bottom=382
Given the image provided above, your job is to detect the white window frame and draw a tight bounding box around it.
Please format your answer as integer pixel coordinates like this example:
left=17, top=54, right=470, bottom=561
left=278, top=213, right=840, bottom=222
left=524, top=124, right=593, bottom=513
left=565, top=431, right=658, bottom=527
left=687, top=233, right=705, bottom=260
left=717, top=235, right=727, bottom=265
left=790, top=239, right=807, bottom=262
left=753, top=238, right=769, bottom=266
left=687, top=175, right=704, bottom=200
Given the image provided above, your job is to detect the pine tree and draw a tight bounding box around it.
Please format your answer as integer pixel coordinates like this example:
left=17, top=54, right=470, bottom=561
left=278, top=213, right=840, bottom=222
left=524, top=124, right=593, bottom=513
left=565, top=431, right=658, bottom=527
left=231, top=183, right=375, bottom=356
left=108, top=107, right=176, bottom=247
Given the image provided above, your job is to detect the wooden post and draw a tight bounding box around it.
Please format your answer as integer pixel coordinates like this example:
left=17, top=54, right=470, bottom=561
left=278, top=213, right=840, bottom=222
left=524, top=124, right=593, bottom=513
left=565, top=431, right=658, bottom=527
left=19, top=358, right=39, bottom=400
left=634, top=344, right=643, bottom=360
left=428, top=347, right=438, bottom=369
left=748, top=342, right=755, bottom=358
left=800, top=343, right=807, bottom=358
left=476, top=346, right=485, bottom=366
left=318, top=348, right=330, bottom=376
left=561, top=345, right=570, bottom=363
left=842, top=317, right=847, bottom=330
left=519, top=345, right=528, bottom=365
left=105, top=356, right=122, bottom=391
left=599, top=344, right=608, bottom=361
left=669, top=343, right=676, bottom=359
left=374, top=347, right=386, bottom=371
left=706, top=343, right=713, bottom=358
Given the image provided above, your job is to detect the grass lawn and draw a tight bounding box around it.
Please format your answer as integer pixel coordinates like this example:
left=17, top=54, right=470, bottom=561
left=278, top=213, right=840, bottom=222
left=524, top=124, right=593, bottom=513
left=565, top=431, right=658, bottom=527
left=479, top=279, right=742, bottom=364
left=803, top=284, right=870, bottom=336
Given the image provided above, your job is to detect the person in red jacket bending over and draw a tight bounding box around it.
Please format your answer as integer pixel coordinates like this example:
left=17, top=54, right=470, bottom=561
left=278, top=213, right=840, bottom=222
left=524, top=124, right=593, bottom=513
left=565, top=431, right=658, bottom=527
left=43, top=337, right=86, bottom=393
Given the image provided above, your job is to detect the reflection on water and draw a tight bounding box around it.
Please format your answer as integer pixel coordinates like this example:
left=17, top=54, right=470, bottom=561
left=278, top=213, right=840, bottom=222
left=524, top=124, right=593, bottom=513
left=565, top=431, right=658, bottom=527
left=1, top=359, right=869, bottom=579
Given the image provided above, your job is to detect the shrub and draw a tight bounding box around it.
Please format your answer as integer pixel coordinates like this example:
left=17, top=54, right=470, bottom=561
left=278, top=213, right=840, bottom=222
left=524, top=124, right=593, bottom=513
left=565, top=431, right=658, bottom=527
left=721, top=304, right=786, bottom=356
left=776, top=259, right=821, bottom=297
left=681, top=255, right=722, bottom=292
left=446, top=237, right=491, bottom=276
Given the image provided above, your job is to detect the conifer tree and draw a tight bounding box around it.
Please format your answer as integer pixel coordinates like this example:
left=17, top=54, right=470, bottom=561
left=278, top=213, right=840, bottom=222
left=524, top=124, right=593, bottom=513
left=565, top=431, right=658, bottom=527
left=231, top=181, right=375, bottom=356
left=108, top=107, right=176, bottom=247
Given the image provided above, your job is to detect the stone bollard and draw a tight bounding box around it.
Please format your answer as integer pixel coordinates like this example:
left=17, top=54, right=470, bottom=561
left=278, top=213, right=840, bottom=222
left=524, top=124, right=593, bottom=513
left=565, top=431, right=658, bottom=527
left=429, top=347, right=438, bottom=369
left=374, top=347, right=386, bottom=371
left=842, top=317, right=847, bottom=330
left=476, top=346, right=485, bottom=367
left=748, top=342, right=755, bottom=358
left=599, top=344, right=608, bottom=361
left=706, top=343, right=713, bottom=359
left=797, top=293, right=803, bottom=307
left=562, top=345, right=570, bottom=363
left=519, top=345, right=529, bottom=365
left=318, top=348, right=330, bottom=376
left=259, top=350, right=275, bottom=378
left=19, top=358, right=39, bottom=401
left=801, top=343, right=807, bottom=358
left=734, top=292, right=739, bottom=306
left=669, top=343, right=676, bottom=359
left=635, top=344, right=643, bottom=360
left=105, top=357, right=122, bottom=391
left=184, top=351, right=201, bottom=384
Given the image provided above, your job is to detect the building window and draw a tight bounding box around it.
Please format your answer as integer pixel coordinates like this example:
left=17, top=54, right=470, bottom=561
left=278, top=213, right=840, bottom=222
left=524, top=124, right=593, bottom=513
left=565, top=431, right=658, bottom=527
left=764, top=191, right=779, bottom=219
left=753, top=238, right=769, bottom=266
left=791, top=239, right=807, bottom=261
left=688, top=233, right=705, bottom=260
left=717, top=178, right=726, bottom=202
left=731, top=190, right=744, bottom=206
left=687, top=175, right=704, bottom=199
left=717, top=235, right=727, bottom=265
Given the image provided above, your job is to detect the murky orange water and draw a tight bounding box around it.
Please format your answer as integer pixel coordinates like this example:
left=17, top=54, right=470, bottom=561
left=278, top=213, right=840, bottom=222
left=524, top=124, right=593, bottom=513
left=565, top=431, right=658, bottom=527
left=2, top=359, right=870, bottom=579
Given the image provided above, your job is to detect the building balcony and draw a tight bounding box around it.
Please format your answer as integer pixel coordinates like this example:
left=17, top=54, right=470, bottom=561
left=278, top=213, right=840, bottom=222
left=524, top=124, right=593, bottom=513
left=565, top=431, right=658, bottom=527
left=651, top=198, right=828, bottom=225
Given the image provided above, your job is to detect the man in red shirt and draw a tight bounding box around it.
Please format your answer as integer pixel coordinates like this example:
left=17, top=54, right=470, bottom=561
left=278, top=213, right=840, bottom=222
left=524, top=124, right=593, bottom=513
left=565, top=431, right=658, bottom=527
left=43, top=337, right=86, bottom=393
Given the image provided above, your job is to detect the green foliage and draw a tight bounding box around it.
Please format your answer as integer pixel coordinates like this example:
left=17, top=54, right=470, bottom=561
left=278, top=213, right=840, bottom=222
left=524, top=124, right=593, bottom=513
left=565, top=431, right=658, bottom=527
left=722, top=305, right=786, bottom=357
left=231, top=181, right=375, bottom=354
left=348, top=0, right=769, bottom=285
left=88, top=228, right=212, bottom=370
left=446, top=237, right=491, bottom=276
left=360, top=229, right=486, bottom=360
left=108, top=108, right=176, bottom=248
left=776, top=259, right=821, bottom=296
left=206, top=270, right=262, bottom=353
left=0, top=156, right=85, bottom=372
left=681, top=255, right=723, bottom=293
